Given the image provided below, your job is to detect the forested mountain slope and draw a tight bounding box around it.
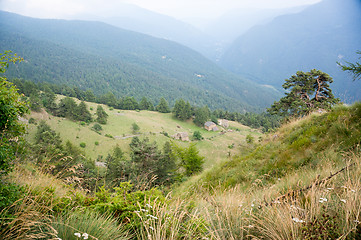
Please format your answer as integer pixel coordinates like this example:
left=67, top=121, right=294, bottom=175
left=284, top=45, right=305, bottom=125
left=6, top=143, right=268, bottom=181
left=0, top=11, right=281, bottom=112
left=220, top=0, right=361, bottom=101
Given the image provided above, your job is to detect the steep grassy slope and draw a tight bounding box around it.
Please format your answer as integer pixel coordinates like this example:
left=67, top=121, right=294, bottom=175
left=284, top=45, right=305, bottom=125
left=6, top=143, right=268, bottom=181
left=189, top=102, right=361, bottom=192
left=0, top=11, right=281, bottom=112
left=25, top=98, right=261, bottom=169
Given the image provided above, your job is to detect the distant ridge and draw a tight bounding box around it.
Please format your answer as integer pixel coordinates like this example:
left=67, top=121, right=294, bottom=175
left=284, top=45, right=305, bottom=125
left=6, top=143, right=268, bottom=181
left=220, top=0, right=361, bottom=102
left=0, top=11, right=281, bottom=112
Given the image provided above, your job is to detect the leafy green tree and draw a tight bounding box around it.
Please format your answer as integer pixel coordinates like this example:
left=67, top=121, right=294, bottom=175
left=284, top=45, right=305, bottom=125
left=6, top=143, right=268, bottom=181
left=194, top=106, right=210, bottom=126
left=268, top=69, right=339, bottom=118
left=96, top=105, right=108, bottom=124
left=40, top=90, right=57, bottom=113
left=156, top=97, right=170, bottom=113
left=98, top=91, right=117, bottom=108
left=121, top=96, right=139, bottom=110
left=0, top=51, right=28, bottom=175
left=175, top=143, right=204, bottom=176
left=29, top=92, right=42, bottom=112
left=338, top=51, right=361, bottom=81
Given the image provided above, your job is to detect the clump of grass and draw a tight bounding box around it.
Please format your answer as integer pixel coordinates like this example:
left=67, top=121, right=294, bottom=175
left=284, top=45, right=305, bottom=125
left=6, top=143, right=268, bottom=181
left=53, top=210, right=130, bottom=240
left=136, top=198, right=207, bottom=240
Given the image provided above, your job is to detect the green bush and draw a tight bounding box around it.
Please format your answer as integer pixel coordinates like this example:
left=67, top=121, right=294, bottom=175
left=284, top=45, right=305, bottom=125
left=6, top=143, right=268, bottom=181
left=192, top=131, right=203, bottom=141
left=79, top=142, right=86, bottom=148
left=105, top=134, right=113, bottom=138
left=28, top=117, right=36, bottom=124
left=246, top=134, right=254, bottom=144
left=91, top=123, right=103, bottom=132
left=95, top=141, right=99, bottom=146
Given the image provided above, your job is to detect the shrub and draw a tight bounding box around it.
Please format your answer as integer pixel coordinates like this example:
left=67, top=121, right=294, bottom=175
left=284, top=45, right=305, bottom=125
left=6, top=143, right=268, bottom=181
left=105, top=134, right=113, bottom=138
left=193, top=131, right=203, bottom=141
left=95, top=141, right=99, bottom=146
left=80, top=142, right=86, bottom=148
left=246, top=134, right=254, bottom=143
left=91, top=123, right=103, bottom=132
left=28, top=118, right=36, bottom=124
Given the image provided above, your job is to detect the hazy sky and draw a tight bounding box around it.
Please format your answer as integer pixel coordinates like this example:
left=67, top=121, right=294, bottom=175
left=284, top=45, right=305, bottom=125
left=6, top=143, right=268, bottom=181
left=0, top=0, right=322, bottom=21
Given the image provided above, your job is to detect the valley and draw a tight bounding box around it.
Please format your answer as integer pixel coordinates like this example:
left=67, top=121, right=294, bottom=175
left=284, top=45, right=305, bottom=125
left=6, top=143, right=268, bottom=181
left=0, top=0, right=361, bottom=239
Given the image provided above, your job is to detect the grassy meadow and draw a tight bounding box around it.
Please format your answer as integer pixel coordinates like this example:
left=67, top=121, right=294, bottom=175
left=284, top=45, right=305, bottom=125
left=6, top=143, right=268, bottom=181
left=25, top=98, right=261, bottom=169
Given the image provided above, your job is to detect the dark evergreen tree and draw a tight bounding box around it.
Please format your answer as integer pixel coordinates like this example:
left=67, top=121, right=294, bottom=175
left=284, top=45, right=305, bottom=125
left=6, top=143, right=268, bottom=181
left=96, top=105, right=108, bottom=124
left=129, top=137, right=161, bottom=183
left=106, top=145, right=129, bottom=187
left=75, top=101, right=92, bottom=122
left=268, top=69, right=340, bottom=118
left=139, top=97, right=153, bottom=110
left=156, top=97, right=170, bottom=113
left=121, top=96, right=139, bottom=110
left=173, top=99, right=185, bottom=119
left=57, top=97, right=77, bottom=119
left=84, top=89, right=96, bottom=102
left=155, top=142, right=177, bottom=185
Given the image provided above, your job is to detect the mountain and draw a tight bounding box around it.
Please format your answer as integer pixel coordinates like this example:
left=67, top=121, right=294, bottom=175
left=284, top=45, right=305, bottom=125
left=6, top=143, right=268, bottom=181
left=220, top=0, right=361, bottom=102
left=70, top=3, right=218, bottom=60
left=203, top=6, right=308, bottom=60
left=0, top=11, right=281, bottom=112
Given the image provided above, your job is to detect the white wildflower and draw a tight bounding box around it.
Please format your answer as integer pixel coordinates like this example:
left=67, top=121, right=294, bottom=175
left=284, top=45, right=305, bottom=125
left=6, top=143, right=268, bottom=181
left=82, top=233, right=89, bottom=239
left=319, top=197, right=328, bottom=203
left=74, top=233, right=81, bottom=238
left=327, top=187, right=334, bottom=190
left=292, top=217, right=305, bottom=223
left=147, top=214, right=158, bottom=220
left=340, top=199, right=347, bottom=203
left=141, top=209, right=148, bottom=212
left=146, top=204, right=153, bottom=208
left=251, top=204, right=255, bottom=207
left=149, top=226, right=154, bottom=230
left=247, top=225, right=254, bottom=228
left=351, top=189, right=356, bottom=193
left=273, top=200, right=281, bottom=204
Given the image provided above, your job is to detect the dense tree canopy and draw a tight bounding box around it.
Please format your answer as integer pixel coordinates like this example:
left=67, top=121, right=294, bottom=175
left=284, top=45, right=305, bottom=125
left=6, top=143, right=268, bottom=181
left=268, top=69, right=339, bottom=118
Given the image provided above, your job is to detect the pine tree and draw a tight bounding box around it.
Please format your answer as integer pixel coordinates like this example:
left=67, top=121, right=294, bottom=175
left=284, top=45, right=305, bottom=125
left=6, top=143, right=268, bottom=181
left=75, top=101, right=92, bottom=122
left=156, top=97, right=170, bottom=113
left=268, top=69, right=339, bottom=118
left=96, top=105, right=108, bottom=124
